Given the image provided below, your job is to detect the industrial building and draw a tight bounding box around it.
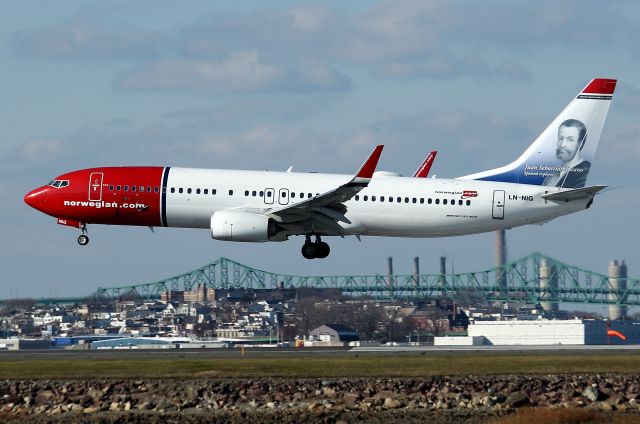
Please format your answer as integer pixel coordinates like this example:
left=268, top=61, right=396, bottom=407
left=307, top=324, right=359, bottom=346
left=90, top=337, right=191, bottom=349
left=465, top=319, right=640, bottom=345
left=0, top=338, right=50, bottom=350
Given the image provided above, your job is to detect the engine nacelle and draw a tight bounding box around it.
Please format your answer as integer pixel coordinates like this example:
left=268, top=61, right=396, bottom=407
left=210, top=210, right=281, bottom=242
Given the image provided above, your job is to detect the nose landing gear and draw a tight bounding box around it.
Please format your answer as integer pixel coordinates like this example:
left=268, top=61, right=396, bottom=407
left=77, top=225, right=89, bottom=246
left=301, top=234, right=330, bottom=259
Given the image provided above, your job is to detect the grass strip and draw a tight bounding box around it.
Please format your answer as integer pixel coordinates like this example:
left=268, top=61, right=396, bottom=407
left=1, top=354, right=640, bottom=379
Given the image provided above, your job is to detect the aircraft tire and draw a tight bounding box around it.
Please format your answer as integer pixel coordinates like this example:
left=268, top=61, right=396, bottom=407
left=315, top=242, right=330, bottom=258
left=78, top=235, right=89, bottom=246
left=301, top=242, right=316, bottom=259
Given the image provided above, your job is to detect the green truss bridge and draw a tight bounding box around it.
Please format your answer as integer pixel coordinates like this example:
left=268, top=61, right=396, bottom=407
left=5, top=253, right=635, bottom=306
left=81, top=252, right=636, bottom=306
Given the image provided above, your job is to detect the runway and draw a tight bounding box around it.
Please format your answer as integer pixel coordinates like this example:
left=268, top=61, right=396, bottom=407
left=2, top=344, right=640, bottom=360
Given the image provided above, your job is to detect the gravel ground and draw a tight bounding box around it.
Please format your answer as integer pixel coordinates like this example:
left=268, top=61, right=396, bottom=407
left=2, top=374, right=640, bottom=423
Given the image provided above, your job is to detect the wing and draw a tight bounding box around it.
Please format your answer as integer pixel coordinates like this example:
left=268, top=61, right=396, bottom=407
left=413, top=151, right=437, bottom=178
left=267, top=145, right=384, bottom=235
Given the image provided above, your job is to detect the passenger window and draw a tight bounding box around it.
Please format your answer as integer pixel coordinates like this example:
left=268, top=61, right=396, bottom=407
left=291, top=192, right=296, bottom=198
left=109, top=185, right=114, bottom=191
left=380, top=196, right=385, bottom=202
left=124, top=186, right=129, bottom=192
left=171, top=188, right=175, bottom=193
left=154, top=187, right=159, bottom=193
left=245, top=190, right=249, bottom=196
left=229, top=190, right=233, bottom=195
left=308, top=193, right=312, bottom=198
left=355, top=195, right=359, bottom=201
left=372, top=196, right=376, bottom=201
left=412, top=198, right=417, bottom=203
left=389, top=197, right=393, bottom=203
left=397, top=197, right=401, bottom=203
left=443, top=199, right=448, bottom=205
left=252, top=190, right=257, bottom=196
left=147, top=186, right=151, bottom=192
left=179, top=188, right=183, bottom=194
left=458, top=200, right=463, bottom=206
left=140, top=186, right=145, bottom=192
left=187, top=188, right=192, bottom=194
left=405, top=197, right=409, bottom=203
left=117, top=185, right=121, bottom=191
left=466, top=200, right=471, bottom=206
left=204, top=189, right=208, bottom=194
left=420, top=198, right=424, bottom=204
left=266, top=191, right=271, bottom=197
left=212, top=189, right=217, bottom=195
left=259, top=191, right=264, bottom=196
left=435, top=198, right=440, bottom=204
left=451, top=199, right=455, bottom=205
left=131, top=186, right=136, bottom=192
left=428, top=198, right=432, bottom=204
left=196, top=188, right=201, bottom=194
left=364, top=195, right=368, bottom=201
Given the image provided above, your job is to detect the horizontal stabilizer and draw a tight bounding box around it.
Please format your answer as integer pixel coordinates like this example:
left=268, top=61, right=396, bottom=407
left=541, top=185, right=607, bottom=201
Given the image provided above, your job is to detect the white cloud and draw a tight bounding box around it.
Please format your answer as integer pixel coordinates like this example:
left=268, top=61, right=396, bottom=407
left=12, top=1, right=559, bottom=93
left=13, top=19, right=162, bottom=61
left=376, top=54, right=531, bottom=80
left=114, top=52, right=351, bottom=95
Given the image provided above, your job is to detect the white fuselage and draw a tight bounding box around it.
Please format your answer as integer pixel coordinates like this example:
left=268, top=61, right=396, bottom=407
left=164, top=168, right=588, bottom=238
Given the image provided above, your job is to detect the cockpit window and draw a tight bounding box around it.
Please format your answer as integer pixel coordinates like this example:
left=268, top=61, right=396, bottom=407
left=48, top=180, right=70, bottom=188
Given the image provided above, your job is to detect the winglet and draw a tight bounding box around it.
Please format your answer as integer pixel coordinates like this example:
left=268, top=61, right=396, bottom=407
left=355, top=145, right=384, bottom=180
left=413, top=151, right=437, bottom=178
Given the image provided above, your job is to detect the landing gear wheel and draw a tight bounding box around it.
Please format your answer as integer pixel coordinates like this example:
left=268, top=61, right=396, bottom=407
left=77, top=234, right=89, bottom=246
left=315, top=241, right=330, bottom=258
left=301, top=242, right=316, bottom=259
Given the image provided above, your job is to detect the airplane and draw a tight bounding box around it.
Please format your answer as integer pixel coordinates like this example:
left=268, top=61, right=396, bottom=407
left=24, top=78, right=616, bottom=259
left=413, top=151, right=437, bottom=178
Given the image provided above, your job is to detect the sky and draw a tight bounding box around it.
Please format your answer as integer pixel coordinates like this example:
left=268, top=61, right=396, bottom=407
left=1, top=1, right=639, bottom=314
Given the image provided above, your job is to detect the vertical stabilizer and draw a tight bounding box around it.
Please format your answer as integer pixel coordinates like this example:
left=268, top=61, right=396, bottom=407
left=458, top=78, right=616, bottom=188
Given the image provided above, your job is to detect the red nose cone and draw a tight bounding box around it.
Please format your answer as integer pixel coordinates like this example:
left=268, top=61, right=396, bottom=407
left=24, top=187, right=49, bottom=212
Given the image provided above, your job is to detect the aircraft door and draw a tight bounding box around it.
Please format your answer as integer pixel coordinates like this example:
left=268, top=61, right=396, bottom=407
left=88, top=172, right=104, bottom=201
left=278, top=188, right=290, bottom=205
left=264, top=188, right=275, bottom=205
left=492, top=190, right=505, bottom=219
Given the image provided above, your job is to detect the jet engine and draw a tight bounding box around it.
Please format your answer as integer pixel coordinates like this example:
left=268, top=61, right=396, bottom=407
left=210, top=210, right=282, bottom=242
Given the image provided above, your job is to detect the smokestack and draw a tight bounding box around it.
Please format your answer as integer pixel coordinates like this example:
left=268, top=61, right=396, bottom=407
left=539, top=258, right=558, bottom=312
left=439, top=256, right=447, bottom=296
left=496, top=229, right=507, bottom=266
left=387, top=256, right=394, bottom=289
left=413, top=257, right=420, bottom=289
left=496, top=230, right=507, bottom=292
left=608, top=260, right=628, bottom=320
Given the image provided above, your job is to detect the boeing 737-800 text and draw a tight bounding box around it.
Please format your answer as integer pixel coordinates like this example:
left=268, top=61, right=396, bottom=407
left=24, top=78, right=616, bottom=259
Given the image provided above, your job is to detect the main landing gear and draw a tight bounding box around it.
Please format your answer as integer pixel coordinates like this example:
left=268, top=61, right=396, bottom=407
left=77, top=225, right=89, bottom=246
left=301, top=235, right=330, bottom=259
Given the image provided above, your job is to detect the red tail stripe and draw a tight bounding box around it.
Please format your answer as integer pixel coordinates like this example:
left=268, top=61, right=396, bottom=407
left=582, top=78, right=617, bottom=95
